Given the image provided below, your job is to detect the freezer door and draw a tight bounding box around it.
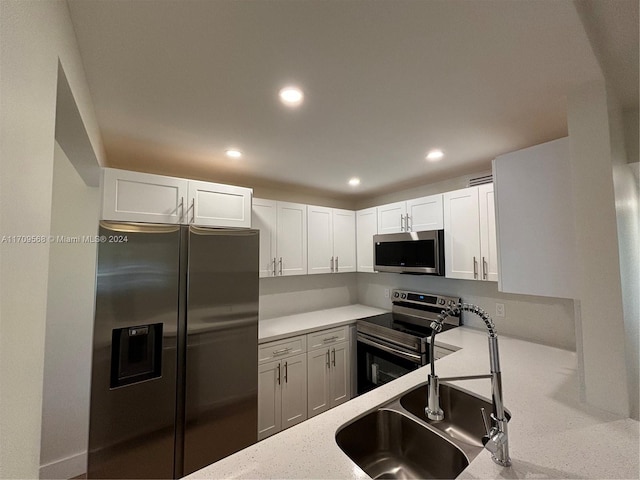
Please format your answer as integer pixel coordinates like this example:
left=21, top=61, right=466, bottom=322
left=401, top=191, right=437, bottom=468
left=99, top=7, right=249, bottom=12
left=88, top=222, right=180, bottom=479
left=182, top=227, right=259, bottom=476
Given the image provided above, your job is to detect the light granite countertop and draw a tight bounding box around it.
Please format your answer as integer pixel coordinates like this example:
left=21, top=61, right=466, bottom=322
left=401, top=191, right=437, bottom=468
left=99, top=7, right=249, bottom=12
left=258, top=304, right=388, bottom=343
left=188, top=326, right=639, bottom=480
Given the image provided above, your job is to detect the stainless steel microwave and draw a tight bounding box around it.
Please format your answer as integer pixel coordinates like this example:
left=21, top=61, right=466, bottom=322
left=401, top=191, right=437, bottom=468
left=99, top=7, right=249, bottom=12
left=373, top=229, right=445, bottom=275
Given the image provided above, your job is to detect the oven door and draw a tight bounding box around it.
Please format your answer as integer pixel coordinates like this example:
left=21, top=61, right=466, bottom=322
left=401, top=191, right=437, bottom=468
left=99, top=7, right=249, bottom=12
left=356, top=333, right=426, bottom=395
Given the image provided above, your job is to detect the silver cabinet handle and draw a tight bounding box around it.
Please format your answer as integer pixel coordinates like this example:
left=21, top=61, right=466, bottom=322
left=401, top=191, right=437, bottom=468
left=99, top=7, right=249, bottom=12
left=473, top=256, right=478, bottom=279
left=277, top=363, right=281, bottom=385
left=284, top=362, right=288, bottom=383
left=191, top=198, right=195, bottom=223
left=272, top=257, right=277, bottom=276
left=279, top=257, right=283, bottom=275
left=323, top=335, right=339, bottom=343
left=326, top=349, right=330, bottom=368
left=406, top=214, right=411, bottom=231
left=400, top=213, right=405, bottom=231
left=482, top=256, right=488, bottom=280
left=335, top=256, right=339, bottom=272
left=273, top=347, right=292, bottom=356
left=180, top=196, right=184, bottom=222
left=331, top=256, right=334, bottom=273
left=331, top=348, right=336, bottom=367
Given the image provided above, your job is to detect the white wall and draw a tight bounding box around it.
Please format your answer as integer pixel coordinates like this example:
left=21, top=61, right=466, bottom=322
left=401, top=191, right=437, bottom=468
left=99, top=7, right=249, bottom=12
left=607, top=98, right=639, bottom=420
left=357, top=273, right=576, bottom=351
left=0, top=2, right=103, bottom=478
left=39, top=143, right=100, bottom=479
left=567, top=81, right=629, bottom=417
left=260, top=273, right=358, bottom=320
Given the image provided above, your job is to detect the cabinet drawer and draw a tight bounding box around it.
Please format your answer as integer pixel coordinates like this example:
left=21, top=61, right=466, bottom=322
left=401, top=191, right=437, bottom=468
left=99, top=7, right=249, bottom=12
left=259, top=336, right=306, bottom=364
left=307, top=326, right=349, bottom=351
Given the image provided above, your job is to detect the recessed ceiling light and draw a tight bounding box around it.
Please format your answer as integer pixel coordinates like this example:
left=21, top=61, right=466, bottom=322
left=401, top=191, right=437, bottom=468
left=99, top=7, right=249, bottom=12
left=426, top=149, right=444, bottom=161
left=225, top=149, right=242, bottom=158
left=348, top=177, right=361, bottom=187
left=279, top=86, right=304, bottom=107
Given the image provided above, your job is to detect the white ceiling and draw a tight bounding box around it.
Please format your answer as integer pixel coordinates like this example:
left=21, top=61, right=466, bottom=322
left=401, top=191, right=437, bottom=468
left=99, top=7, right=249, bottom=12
left=67, top=0, right=619, bottom=200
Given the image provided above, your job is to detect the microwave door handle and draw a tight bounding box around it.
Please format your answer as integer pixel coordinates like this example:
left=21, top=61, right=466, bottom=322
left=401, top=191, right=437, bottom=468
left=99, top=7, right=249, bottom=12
left=357, top=335, right=422, bottom=364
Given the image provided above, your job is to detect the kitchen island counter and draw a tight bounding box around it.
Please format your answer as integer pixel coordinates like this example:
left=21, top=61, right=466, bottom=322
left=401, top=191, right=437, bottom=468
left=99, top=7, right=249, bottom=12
left=187, top=326, right=639, bottom=480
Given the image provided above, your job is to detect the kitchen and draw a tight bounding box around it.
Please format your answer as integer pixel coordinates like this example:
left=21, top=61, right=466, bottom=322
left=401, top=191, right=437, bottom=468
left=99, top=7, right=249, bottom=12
left=1, top=1, right=638, bottom=479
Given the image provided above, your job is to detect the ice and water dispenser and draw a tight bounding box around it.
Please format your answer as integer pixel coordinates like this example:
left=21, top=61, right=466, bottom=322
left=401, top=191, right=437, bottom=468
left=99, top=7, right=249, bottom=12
left=110, top=323, right=163, bottom=388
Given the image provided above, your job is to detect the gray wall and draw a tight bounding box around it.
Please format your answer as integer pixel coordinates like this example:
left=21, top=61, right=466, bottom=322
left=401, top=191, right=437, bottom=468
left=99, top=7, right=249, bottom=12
left=357, top=273, right=576, bottom=351
left=39, top=144, right=100, bottom=479
left=260, top=273, right=358, bottom=320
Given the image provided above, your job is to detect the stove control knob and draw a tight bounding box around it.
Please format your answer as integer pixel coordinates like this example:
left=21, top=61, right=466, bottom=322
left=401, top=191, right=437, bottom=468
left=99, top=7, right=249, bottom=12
left=401, top=293, right=407, bottom=299
left=393, top=292, right=399, bottom=298
left=448, top=300, right=455, bottom=306
left=438, top=299, right=445, bottom=305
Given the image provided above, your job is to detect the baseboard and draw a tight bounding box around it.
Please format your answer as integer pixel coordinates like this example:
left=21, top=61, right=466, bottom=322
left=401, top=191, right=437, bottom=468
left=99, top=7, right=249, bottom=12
left=40, top=451, right=86, bottom=480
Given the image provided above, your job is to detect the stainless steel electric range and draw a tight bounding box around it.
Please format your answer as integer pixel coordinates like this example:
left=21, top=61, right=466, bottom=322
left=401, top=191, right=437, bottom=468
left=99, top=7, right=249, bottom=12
left=356, top=289, right=461, bottom=395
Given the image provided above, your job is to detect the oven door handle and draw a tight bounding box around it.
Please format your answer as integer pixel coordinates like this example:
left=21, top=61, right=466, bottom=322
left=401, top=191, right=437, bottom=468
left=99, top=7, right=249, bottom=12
left=357, top=334, right=423, bottom=364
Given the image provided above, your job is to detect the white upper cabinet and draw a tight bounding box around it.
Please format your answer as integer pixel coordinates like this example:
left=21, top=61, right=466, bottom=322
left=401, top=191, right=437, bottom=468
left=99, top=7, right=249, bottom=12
left=493, top=138, right=575, bottom=298
left=377, top=194, right=443, bottom=234
left=478, top=184, right=498, bottom=282
left=102, top=168, right=188, bottom=224
left=187, top=180, right=252, bottom=228
left=307, top=206, right=356, bottom=274
left=444, top=187, right=481, bottom=280
left=443, top=185, right=497, bottom=282
left=377, top=201, right=407, bottom=234
left=356, top=207, right=378, bottom=273
left=276, top=201, right=308, bottom=276
left=406, top=194, right=444, bottom=231
left=307, top=206, right=334, bottom=275
left=252, top=198, right=278, bottom=277
left=253, top=199, right=307, bottom=277
left=102, top=168, right=252, bottom=227
left=332, top=209, right=356, bottom=273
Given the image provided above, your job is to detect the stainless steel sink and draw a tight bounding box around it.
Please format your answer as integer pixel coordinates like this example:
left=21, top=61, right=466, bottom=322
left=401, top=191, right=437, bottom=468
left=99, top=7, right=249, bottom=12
left=336, top=409, right=469, bottom=480
left=336, top=382, right=511, bottom=479
left=400, top=382, right=510, bottom=450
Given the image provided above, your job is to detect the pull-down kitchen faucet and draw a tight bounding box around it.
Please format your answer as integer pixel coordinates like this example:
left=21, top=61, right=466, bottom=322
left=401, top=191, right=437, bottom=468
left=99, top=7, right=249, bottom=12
left=426, top=303, right=511, bottom=467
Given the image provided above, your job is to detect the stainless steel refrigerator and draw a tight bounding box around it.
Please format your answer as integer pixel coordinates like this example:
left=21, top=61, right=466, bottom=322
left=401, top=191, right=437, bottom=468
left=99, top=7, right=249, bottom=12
left=87, top=221, right=259, bottom=479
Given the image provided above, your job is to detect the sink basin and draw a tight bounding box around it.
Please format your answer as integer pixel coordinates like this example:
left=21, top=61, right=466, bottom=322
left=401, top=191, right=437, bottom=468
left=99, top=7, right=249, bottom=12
left=400, top=382, right=511, bottom=449
left=336, top=409, right=469, bottom=480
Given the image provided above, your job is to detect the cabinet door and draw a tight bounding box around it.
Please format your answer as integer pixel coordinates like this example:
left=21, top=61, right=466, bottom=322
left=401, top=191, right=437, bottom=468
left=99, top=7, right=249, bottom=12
left=258, top=360, right=282, bottom=441
left=307, top=348, right=331, bottom=418
left=102, top=168, right=187, bottom=223
left=478, top=184, right=498, bottom=282
left=377, top=201, right=407, bottom=234
left=307, top=205, right=333, bottom=275
left=443, top=187, right=481, bottom=280
left=406, top=194, right=443, bottom=231
left=188, top=180, right=252, bottom=228
left=252, top=198, right=278, bottom=278
left=276, top=202, right=307, bottom=276
left=332, top=209, right=356, bottom=273
left=329, top=342, right=350, bottom=407
left=356, top=208, right=378, bottom=273
left=280, top=353, right=307, bottom=430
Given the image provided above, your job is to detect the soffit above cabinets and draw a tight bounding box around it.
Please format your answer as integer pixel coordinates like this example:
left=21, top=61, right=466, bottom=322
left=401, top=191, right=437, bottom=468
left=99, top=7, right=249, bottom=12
left=68, top=0, right=618, bottom=200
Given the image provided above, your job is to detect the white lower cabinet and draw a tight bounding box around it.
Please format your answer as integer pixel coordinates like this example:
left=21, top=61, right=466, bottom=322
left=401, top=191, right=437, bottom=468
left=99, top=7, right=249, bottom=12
left=307, top=326, right=351, bottom=418
left=258, top=337, right=307, bottom=441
